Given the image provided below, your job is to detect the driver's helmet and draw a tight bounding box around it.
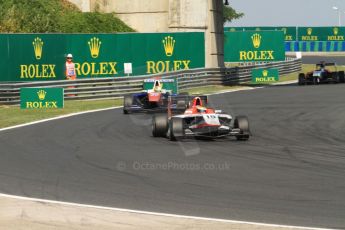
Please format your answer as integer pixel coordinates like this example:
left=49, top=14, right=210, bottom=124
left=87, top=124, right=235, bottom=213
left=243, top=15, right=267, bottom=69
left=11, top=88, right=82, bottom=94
left=319, top=62, right=325, bottom=71
left=194, top=97, right=202, bottom=106
left=153, top=80, right=162, bottom=92
left=196, top=105, right=207, bottom=113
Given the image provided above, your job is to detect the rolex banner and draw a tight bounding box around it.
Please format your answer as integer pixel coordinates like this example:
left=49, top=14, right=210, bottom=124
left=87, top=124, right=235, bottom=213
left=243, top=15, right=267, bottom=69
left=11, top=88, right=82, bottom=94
left=251, top=68, right=279, bottom=84
left=298, top=27, right=345, bottom=41
left=0, top=33, right=205, bottom=82
left=224, top=31, right=285, bottom=62
left=20, top=88, right=64, bottom=109
left=224, top=27, right=297, bottom=41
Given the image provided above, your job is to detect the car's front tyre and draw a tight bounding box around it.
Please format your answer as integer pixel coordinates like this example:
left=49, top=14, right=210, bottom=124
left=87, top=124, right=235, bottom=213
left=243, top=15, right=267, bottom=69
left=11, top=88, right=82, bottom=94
left=169, top=117, right=185, bottom=141
left=152, top=114, right=169, bottom=137
left=234, top=115, right=250, bottom=141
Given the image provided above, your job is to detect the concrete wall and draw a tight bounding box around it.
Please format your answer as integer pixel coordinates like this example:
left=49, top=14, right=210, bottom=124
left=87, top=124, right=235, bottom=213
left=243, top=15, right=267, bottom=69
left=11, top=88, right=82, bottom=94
left=91, top=0, right=170, bottom=32
left=168, top=0, right=207, bottom=31
left=67, top=0, right=224, bottom=68
left=68, top=0, right=91, bottom=12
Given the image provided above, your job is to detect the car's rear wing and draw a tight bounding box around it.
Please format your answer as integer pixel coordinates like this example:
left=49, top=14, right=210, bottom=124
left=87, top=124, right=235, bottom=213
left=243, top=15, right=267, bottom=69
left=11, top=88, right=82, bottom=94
left=168, top=95, right=208, bottom=106
left=316, top=62, right=336, bottom=67
left=167, top=95, right=208, bottom=116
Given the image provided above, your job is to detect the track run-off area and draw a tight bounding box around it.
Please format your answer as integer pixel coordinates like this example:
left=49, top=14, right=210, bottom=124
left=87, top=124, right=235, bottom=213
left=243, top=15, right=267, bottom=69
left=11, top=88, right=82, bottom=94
left=1, top=83, right=345, bottom=229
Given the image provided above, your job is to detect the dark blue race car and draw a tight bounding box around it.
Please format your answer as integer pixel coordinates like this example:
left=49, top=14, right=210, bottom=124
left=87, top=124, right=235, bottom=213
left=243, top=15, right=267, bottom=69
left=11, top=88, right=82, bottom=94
left=123, top=79, right=187, bottom=114
left=298, top=62, right=345, bottom=85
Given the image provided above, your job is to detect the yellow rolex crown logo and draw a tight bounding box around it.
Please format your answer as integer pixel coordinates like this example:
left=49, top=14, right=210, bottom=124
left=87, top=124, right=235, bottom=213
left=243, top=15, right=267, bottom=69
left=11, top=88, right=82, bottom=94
left=251, top=33, right=261, bottom=48
left=262, top=69, right=268, bottom=77
left=162, top=36, right=175, bottom=57
left=307, top=28, right=312, bottom=35
left=32, top=37, right=43, bottom=60
left=230, top=28, right=236, bottom=32
left=37, top=90, right=47, bottom=100
left=88, top=37, right=101, bottom=58
left=334, top=27, right=339, bottom=35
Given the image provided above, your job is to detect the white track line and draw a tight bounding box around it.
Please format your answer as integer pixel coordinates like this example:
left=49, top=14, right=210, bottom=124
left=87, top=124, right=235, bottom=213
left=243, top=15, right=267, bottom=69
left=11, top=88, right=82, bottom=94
left=0, top=106, right=121, bottom=132
left=272, top=80, right=298, bottom=86
left=0, top=193, right=336, bottom=230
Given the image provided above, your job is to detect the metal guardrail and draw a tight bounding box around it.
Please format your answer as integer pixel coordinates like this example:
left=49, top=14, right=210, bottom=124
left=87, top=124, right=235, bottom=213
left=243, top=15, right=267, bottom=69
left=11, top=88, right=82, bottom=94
left=0, top=58, right=301, bottom=105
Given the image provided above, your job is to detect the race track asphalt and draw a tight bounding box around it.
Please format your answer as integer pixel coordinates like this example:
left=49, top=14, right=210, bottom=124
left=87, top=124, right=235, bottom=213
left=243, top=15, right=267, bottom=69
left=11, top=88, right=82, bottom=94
left=1, top=83, right=345, bottom=229
left=302, top=56, right=345, bottom=65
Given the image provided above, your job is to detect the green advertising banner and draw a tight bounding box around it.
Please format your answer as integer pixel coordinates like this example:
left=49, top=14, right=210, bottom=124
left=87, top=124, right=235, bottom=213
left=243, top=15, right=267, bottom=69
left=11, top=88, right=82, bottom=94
left=20, top=87, right=64, bottom=109
left=224, top=27, right=296, bottom=41
left=0, top=32, right=205, bottom=82
left=251, top=68, right=279, bottom=84
left=274, top=27, right=296, bottom=41
left=298, top=27, right=345, bottom=41
left=224, top=31, right=285, bottom=62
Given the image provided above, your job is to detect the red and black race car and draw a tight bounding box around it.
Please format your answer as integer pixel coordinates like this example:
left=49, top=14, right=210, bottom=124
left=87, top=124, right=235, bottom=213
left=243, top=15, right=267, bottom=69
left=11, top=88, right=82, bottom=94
left=298, top=62, right=345, bottom=85
left=151, top=95, right=250, bottom=141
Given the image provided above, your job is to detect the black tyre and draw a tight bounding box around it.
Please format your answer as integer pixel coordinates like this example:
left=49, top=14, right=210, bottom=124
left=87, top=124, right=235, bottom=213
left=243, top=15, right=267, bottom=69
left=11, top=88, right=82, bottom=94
left=339, top=71, right=345, bottom=83
left=123, top=95, right=133, bottom=114
left=233, top=115, right=250, bottom=141
left=202, top=96, right=208, bottom=106
left=298, top=73, right=305, bottom=85
left=332, top=72, right=339, bottom=83
left=169, top=117, right=185, bottom=141
left=313, top=77, right=320, bottom=85
left=176, top=100, right=187, bottom=110
left=152, top=114, right=168, bottom=137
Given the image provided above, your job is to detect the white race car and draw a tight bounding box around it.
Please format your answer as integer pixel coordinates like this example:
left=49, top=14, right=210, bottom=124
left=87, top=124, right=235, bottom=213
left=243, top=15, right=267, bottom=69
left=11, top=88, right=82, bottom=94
left=152, top=95, right=250, bottom=141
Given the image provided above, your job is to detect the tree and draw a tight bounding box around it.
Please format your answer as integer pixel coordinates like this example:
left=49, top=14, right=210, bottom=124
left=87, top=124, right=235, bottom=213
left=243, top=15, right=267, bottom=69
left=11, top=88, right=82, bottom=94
left=223, top=5, right=244, bottom=24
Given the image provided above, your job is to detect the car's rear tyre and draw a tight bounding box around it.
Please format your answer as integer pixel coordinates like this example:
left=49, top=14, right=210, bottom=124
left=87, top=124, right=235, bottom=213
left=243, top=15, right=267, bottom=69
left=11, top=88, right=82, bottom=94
left=298, top=73, right=305, bottom=85
left=234, top=116, right=250, bottom=141
left=202, top=96, right=208, bottom=106
left=177, top=100, right=187, bottom=110
left=123, top=95, right=133, bottom=114
left=339, top=71, right=345, bottom=83
left=332, top=72, right=340, bottom=83
left=169, top=117, right=184, bottom=141
left=152, top=114, right=168, bottom=137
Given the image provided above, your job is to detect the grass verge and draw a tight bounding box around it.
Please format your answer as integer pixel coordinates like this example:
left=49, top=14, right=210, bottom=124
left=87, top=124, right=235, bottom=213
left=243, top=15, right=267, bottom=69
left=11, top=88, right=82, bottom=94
left=0, top=99, right=122, bottom=129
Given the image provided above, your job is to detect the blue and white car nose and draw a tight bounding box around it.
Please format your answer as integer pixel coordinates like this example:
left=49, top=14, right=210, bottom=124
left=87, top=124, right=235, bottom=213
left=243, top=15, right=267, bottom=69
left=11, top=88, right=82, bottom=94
left=313, top=71, right=322, bottom=77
